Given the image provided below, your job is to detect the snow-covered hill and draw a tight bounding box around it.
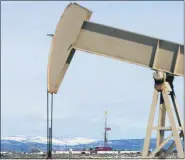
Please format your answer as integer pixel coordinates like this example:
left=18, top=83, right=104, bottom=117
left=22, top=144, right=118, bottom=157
left=1, top=136, right=96, bottom=146
left=1, top=136, right=179, bottom=153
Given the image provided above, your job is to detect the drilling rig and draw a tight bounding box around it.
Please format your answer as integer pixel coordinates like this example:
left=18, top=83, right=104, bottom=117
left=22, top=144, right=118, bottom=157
left=104, top=111, right=111, bottom=147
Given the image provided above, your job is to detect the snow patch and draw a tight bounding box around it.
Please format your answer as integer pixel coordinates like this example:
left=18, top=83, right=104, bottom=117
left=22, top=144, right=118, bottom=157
left=1, top=136, right=96, bottom=146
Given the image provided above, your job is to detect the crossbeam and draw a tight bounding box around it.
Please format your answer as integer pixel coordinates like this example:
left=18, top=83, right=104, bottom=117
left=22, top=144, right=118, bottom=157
left=153, top=126, right=183, bottom=131
left=47, top=3, right=184, bottom=94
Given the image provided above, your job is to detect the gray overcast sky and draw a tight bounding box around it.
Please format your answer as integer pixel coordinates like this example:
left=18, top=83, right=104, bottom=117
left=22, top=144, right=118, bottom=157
left=1, top=1, right=184, bottom=140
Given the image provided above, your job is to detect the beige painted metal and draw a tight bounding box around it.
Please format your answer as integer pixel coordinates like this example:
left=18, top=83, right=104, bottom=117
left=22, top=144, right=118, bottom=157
left=162, top=132, right=184, bottom=158
left=47, top=3, right=92, bottom=93
left=162, top=90, right=184, bottom=158
left=142, top=89, right=159, bottom=157
left=142, top=83, right=184, bottom=158
left=170, top=94, right=184, bottom=134
left=153, top=126, right=182, bottom=131
left=47, top=3, right=184, bottom=94
left=162, top=94, right=184, bottom=158
left=74, top=23, right=184, bottom=76
left=156, top=103, right=166, bottom=148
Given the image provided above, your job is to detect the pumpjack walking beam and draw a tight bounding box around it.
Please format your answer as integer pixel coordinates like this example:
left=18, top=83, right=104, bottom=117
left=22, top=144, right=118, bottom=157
left=142, top=71, right=184, bottom=158
left=47, top=3, right=184, bottom=95
left=47, top=3, right=184, bottom=158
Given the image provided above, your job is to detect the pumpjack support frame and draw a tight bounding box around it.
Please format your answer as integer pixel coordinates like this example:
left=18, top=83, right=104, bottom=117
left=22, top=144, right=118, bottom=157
left=142, top=71, right=184, bottom=158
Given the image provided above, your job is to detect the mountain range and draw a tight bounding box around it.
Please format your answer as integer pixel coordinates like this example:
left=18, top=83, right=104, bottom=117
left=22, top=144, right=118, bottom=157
left=1, top=136, right=177, bottom=153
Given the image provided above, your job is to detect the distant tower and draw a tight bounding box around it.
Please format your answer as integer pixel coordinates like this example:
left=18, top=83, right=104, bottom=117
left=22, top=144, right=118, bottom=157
left=104, top=111, right=111, bottom=147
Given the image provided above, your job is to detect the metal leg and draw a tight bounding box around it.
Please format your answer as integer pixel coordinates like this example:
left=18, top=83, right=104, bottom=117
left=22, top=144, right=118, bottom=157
left=142, top=88, right=159, bottom=157
left=47, top=93, right=54, bottom=158
left=170, top=93, right=184, bottom=140
left=162, top=92, right=184, bottom=158
left=162, top=90, right=184, bottom=158
left=156, top=93, right=166, bottom=148
left=48, top=128, right=52, bottom=158
left=51, top=93, right=53, bottom=156
left=47, top=91, right=49, bottom=156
